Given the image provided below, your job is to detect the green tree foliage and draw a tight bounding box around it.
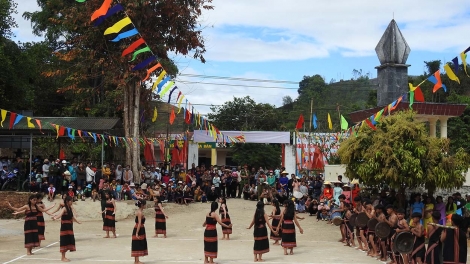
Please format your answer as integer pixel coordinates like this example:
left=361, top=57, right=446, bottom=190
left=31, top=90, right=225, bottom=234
left=0, top=0, right=17, bottom=38
left=338, top=111, right=469, bottom=192
left=208, top=96, right=281, bottom=131
left=231, top=143, right=281, bottom=169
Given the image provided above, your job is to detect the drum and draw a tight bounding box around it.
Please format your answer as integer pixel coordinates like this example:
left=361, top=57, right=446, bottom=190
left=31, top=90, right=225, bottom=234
left=349, top=213, right=357, bottom=227
left=355, top=212, right=369, bottom=228
left=367, top=218, right=379, bottom=231
left=331, top=211, right=343, bottom=226
left=392, top=232, right=414, bottom=254
left=375, top=222, right=391, bottom=239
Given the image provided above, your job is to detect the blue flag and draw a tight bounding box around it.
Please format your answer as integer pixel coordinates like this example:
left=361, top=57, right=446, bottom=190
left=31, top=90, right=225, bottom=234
left=312, top=114, right=318, bottom=129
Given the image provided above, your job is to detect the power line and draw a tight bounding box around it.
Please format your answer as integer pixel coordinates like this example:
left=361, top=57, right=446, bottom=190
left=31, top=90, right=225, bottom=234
left=178, top=73, right=300, bottom=84
left=177, top=80, right=378, bottom=90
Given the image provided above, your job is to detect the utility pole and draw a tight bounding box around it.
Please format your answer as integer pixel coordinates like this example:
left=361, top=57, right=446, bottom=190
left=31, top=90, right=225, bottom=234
left=307, top=98, right=313, bottom=177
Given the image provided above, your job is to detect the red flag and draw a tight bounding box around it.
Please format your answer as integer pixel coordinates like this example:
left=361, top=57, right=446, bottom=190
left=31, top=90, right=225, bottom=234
left=9, top=112, right=16, bottom=130
left=169, top=108, right=176, bottom=124
left=59, top=126, right=66, bottom=136
left=184, top=109, right=191, bottom=124
left=295, top=114, right=304, bottom=129
left=414, top=87, right=425, bottom=102
left=365, top=119, right=377, bottom=130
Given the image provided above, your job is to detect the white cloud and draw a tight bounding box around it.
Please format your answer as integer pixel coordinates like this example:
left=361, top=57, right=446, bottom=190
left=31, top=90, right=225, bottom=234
left=199, top=0, right=470, bottom=61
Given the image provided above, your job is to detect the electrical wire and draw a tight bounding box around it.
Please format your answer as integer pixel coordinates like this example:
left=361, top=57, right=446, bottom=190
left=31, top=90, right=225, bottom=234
left=178, top=73, right=299, bottom=84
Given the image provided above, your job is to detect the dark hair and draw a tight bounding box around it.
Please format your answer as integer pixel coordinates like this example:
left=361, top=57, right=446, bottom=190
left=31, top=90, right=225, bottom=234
left=411, top=212, right=422, bottom=219
left=431, top=211, right=441, bottom=220
left=272, top=199, right=280, bottom=214
left=64, top=196, right=73, bottom=216
left=385, top=204, right=394, bottom=210
left=375, top=204, right=384, bottom=211
left=353, top=196, right=362, bottom=202
left=210, top=201, right=218, bottom=212
left=396, top=208, right=405, bottom=214
left=451, top=214, right=465, bottom=229
left=35, top=193, right=44, bottom=200
left=285, top=200, right=295, bottom=219
left=445, top=196, right=454, bottom=212
left=255, top=201, right=265, bottom=223
left=220, top=197, right=228, bottom=211
left=344, top=202, right=351, bottom=209
left=135, top=199, right=146, bottom=208
left=28, top=194, right=36, bottom=211
left=338, top=194, right=346, bottom=200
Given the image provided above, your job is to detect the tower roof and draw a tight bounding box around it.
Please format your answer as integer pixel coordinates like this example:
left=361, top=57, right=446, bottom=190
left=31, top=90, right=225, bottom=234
left=375, top=19, right=410, bottom=65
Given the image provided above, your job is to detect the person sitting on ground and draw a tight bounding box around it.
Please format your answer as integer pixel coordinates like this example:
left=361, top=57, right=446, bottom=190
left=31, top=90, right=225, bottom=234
left=201, top=192, right=207, bottom=203
left=48, top=183, right=56, bottom=201
left=194, top=186, right=203, bottom=202
left=318, top=201, right=330, bottom=221
left=91, top=187, right=100, bottom=202
left=242, top=183, right=250, bottom=200
left=76, top=186, right=84, bottom=201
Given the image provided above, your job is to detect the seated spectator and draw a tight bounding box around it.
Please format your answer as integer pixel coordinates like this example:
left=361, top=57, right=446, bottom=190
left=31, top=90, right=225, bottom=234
left=76, top=186, right=85, bottom=201
left=47, top=183, right=56, bottom=201
left=308, top=198, right=319, bottom=216
left=242, top=183, right=250, bottom=200
left=201, top=192, right=207, bottom=203
left=194, top=186, right=203, bottom=202
left=318, top=202, right=330, bottom=221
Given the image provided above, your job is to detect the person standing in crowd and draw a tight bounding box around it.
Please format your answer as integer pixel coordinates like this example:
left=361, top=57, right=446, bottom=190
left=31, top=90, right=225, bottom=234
left=277, top=200, right=303, bottom=255
left=267, top=170, right=276, bottom=188
left=269, top=199, right=282, bottom=245
left=423, top=196, right=434, bottom=235
left=53, top=196, right=81, bottom=262
left=409, top=212, right=425, bottom=264
left=68, top=161, right=77, bottom=187
left=212, top=173, right=221, bottom=198
left=115, top=165, right=123, bottom=185
left=247, top=201, right=278, bottom=262
left=59, top=160, right=68, bottom=197
left=425, top=211, right=446, bottom=264
left=76, top=163, right=86, bottom=189
left=279, top=171, right=289, bottom=193
left=42, top=159, right=50, bottom=183
left=453, top=192, right=466, bottom=216
left=320, top=181, right=333, bottom=201
left=446, top=196, right=457, bottom=216
left=230, top=169, right=238, bottom=198
left=102, top=192, right=117, bottom=238
left=49, top=160, right=60, bottom=195
left=86, top=162, right=95, bottom=186
left=443, top=214, right=467, bottom=264
left=123, top=165, right=133, bottom=184
left=239, top=165, right=249, bottom=198
left=102, top=163, right=111, bottom=181
left=219, top=197, right=232, bottom=240
left=350, top=179, right=360, bottom=207
left=434, top=196, right=446, bottom=225
left=131, top=200, right=148, bottom=264
left=153, top=196, right=168, bottom=238
left=409, top=194, right=424, bottom=225
left=333, top=181, right=343, bottom=202
left=202, top=201, right=232, bottom=264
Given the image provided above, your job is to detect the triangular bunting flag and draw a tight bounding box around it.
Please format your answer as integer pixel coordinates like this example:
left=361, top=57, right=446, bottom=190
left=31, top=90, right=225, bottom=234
left=152, top=107, right=157, bottom=122
left=427, top=70, right=447, bottom=93
left=444, top=64, right=460, bottom=84
left=27, top=117, right=35, bottom=128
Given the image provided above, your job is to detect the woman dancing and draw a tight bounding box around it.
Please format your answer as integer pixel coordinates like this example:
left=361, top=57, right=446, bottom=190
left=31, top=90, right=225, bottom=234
left=203, top=201, right=232, bottom=264
left=52, top=196, right=81, bottom=262
left=269, top=199, right=282, bottom=245
left=247, top=201, right=278, bottom=262
left=103, top=192, right=117, bottom=238
left=153, top=196, right=168, bottom=238
left=7, top=195, right=53, bottom=255
left=219, top=197, right=232, bottom=240
left=132, top=200, right=148, bottom=264
left=277, top=200, right=303, bottom=255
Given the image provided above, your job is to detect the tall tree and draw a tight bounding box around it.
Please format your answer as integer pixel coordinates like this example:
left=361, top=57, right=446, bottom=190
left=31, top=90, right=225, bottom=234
left=24, top=0, right=213, bottom=177
left=338, top=111, right=469, bottom=194
left=0, top=0, right=17, bottom=38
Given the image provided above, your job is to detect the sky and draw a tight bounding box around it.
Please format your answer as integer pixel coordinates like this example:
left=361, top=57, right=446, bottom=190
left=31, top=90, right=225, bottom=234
left=12, top=0, right=470, bottom=115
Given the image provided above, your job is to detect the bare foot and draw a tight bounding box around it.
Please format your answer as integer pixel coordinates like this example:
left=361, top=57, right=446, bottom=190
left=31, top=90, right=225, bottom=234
left=163, top=235, right=167, bottom=238
left=258, top=259, right=265, bottom=262
left=27, top=252, right=34, bottom=256
left=220, top=237, right=225, bottom=240
left=103, top=236, right=110, bottom=238
left=61, top=258, right=70, bottom=262
left=380, top=258, right=387, bottom=261
left=153, top=235, right=158, bottom=238
left=254, top=258, right=258, bottom=262
left=112, top=235, right=117, bottom=238
left=289, top=251, right=294, bottom=255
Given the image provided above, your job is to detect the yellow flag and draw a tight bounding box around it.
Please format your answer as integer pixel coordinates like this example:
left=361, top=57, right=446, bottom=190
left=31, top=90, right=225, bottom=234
left=151, top=70, right=166, bottom=92
left=160, top=81, right=174, bottom=97
left=55, top=124, right=60, bottom=138
left=460, top=52, right=469, bottom=76
left=444, top=64, right=460, bottom=84
left=27, top=117, right=35, bottom=128
left=0, top=109, right=6, bottom=127
left=104, top=17, right=132, bottom=35
left=152, top=107, right=157, bottom=122
left=408, top=83, right=418, bottom=91
left=327, top=113, right=332, bottom=130
left=177, top=95, right=185, bottom=114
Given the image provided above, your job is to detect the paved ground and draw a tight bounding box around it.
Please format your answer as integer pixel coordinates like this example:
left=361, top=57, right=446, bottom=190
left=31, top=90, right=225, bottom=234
left=0, top=198, right=468, bottom=264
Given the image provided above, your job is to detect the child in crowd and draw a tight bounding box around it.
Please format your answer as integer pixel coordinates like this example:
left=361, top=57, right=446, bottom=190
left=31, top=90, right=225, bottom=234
left=76, top=186, right=84, bottom=201
left=67, top=185, right=76, bottom=201
left=201, top=192, right=207, bottom=203
left=297, top=197, right=306, bottom=213
left=47, top=183, right=55, bottom=201
left=115, top=183, right=122, bottom=201
left=91, top=188, right=99, bottom=202
left=84, top=184, right=92, bottom=198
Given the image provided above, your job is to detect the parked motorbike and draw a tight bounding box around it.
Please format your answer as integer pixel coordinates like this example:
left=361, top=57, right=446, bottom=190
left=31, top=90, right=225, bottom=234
left=1, top=169, right=19, bottom=191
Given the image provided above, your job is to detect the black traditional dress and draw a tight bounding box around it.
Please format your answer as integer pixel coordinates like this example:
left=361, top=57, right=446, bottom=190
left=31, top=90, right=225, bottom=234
left=154, top=202, right=166, bottom=235
left=59, top=207, right=76, bottom=253
left=131, top=215, right=148, bottom=257
left=103, top=200, right=115, bottom=231
left=410, top=229, right=425, bottom=262
left=281, top=214, right=296, bottom=248
left=24, top=206, right=40, bottom=248
left=204, top=215, right=218, bottom=259
left=425, top=226, right=443, bottom=264
left=270, top=208, right=281, bottom=241
left=253, top=215, right=269, bottom=254
left=443, top=227, right=467, bottom=264
left=219, top=205, right=232, bottom=235
left=36, top=202, right=45, bottom=241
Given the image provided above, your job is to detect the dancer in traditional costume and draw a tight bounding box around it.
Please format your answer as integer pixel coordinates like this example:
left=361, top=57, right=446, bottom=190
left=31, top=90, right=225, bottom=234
left=132, top=200, right=148, bottom=264
left=443, top=214, right=467, bottom=264
left=153, top=196, right=168, bottom=238
left=202, top=201, right=232, bottom=264
left=409, top=212, right=425, bottom=264
left=219, top=197, right=232, bottom=240
left=425, top=212, right=446, bottom=264
left=53, top=196, right=81, bottom=262
left=247, top=201, right=278, bottom=262
left=8, top=195, right=53, bottom=255
left=269, top=199, right=282, bottom=244
left=277, top=200, right=303, bottom=255
left=102, top=192, right=117, bottom=238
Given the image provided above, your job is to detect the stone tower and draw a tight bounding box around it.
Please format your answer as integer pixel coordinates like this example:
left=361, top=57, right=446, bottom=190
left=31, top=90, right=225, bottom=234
left=375, top=19, right=410, bottom=106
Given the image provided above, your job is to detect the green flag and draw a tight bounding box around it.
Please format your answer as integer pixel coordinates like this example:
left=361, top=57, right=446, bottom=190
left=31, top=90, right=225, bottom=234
left=409, top=91, right=414, bottom=109
left=340, top=115, right=348, bottom=131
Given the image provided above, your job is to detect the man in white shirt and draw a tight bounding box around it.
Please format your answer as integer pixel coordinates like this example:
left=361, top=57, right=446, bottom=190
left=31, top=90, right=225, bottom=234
left=123, top=165, right=133, bottom=184
left=86, top=162, right=95, bottom=184
left=154, top=167, right=162, bottom=181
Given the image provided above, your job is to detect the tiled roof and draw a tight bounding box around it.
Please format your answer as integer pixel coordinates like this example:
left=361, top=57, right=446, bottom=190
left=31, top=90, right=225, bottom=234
left=349, top=102, right=467, bottom=123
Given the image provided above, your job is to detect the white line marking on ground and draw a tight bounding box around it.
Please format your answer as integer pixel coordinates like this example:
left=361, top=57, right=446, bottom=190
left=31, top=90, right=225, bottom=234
left=2, top=241, right=58, bottom=264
